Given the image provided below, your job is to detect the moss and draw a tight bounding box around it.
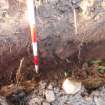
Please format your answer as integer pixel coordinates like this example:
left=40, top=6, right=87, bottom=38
left=64, top=70, right=72, bottom=78
left=88, top=59, right=103, bottom=66
left=82, top=77, right=104, bottom=90
left=96, top=66, right=105, bottom=73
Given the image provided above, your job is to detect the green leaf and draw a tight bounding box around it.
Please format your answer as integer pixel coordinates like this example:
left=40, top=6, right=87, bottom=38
left=96, top=66, right=105, bottom=73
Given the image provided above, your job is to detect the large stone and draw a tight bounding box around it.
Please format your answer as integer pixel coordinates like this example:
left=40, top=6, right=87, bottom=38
left=62, top=78, right=81, bottom=94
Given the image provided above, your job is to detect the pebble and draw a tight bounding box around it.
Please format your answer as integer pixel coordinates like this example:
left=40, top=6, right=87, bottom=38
left=0, top=96, right=8, bottom=105
left=54, top=87, right=60, bottom=94
left=94, top=96, right=105, bottom=105
left=43, top=102, right=50, bottom=105
left=47, top=84, right=53, bottom=90
left=39, top=80, right=47, bottom=89
left=45, top=89, right=55, bottom=102
left=28, top=97, right=43, bottom=105
left=84, top=96, right=93, bottom=101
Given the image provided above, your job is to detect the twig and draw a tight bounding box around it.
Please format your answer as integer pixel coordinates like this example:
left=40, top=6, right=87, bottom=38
left=73, top=8, right=78, bottom=34
left=16, top=57, right=24, bottom=86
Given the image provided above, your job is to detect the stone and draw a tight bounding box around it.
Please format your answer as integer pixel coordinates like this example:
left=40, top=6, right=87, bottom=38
left=43, top=102, right=50, bottom=105
left=45, top=89, right=55, bottom=102
left=84, top=96, right=93, bottom=102
left=54, top=87, right=60, bottom=94
left=28, top=97, right=43, bottom=105
left=94, top=96, right=105, bottom=105
left=0, top=96, right=8, bottom=105
left=0, top=0, right=9, bottom=10
left=39, top=80, right=47, bottom=89
left=47, top=84, right=53, bottom=90
left=62, top=78, right=81, bottom=94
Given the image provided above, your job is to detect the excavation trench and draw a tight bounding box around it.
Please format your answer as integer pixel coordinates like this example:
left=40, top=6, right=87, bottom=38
left=1, top=0, right=105, bottom=104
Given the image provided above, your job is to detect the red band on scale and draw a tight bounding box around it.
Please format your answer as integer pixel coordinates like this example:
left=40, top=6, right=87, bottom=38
left=34, top=56, right=38, bottom=65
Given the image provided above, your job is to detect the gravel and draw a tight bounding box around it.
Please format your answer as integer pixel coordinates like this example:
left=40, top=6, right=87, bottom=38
left=1, top=80, right=105, bottom=105
left=27, top=80, right=105, bottom=105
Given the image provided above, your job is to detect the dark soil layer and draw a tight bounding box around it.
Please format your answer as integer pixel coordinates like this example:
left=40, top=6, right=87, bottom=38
left=1, top=0, right=105, bottom=93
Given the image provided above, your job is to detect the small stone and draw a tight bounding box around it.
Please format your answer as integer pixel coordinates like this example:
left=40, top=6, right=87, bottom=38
left=43, top=102, right=50, bottom=105
left=47, top=84, right=53, bottom=90
left=94, top=96, right=105, bottom=105
left=82, top=62, right=88, bottom=71
left=0, top=96, right=8, bottom=105
left=45, top=90, right=55, bottom=102
left=54, top=87, right=60, bottom=94
left=91, top=90, right=100, bottom=96
left=28, top=97, right=43, bottom=105
left=39, top=80, right=47, bottom=89
left=62, top=78, right=81, bottom=94
left=84, top=96, right=93, bottom=101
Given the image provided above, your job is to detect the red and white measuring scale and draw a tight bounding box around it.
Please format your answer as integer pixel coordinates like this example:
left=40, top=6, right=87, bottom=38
left=27, top=0, right=39, bottom=73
